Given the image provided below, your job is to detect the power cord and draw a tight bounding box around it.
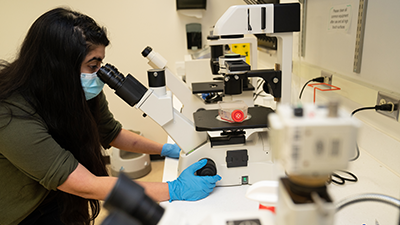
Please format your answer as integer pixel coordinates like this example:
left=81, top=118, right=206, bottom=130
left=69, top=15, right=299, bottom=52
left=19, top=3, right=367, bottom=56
left=253, top=79, right=273, bottom=102
left=253, top=79, right=266, bottom=101
left=298, top=77, right=325, bottom=99
left=329, top=170, right=358, bottom=185
left=351, top=103, right=398, bottom=116
left=329, top=103, right=397, bottom=186
left=349, top=103, right=398, bottom=161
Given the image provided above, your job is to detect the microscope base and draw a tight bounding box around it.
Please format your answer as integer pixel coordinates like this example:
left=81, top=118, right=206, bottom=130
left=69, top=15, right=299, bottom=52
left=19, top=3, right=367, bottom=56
left=276, top=178, right=335, bottom=225
left=178, top=131, right=283, bottom=186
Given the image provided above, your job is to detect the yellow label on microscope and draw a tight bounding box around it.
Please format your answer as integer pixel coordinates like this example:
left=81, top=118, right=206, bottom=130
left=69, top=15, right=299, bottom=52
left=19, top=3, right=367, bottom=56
left=231, top=43, right=251, bottom=65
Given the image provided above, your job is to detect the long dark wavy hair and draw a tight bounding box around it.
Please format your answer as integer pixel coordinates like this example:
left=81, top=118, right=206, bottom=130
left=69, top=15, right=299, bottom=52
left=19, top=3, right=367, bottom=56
left=0, top=7, right=109, bottom=225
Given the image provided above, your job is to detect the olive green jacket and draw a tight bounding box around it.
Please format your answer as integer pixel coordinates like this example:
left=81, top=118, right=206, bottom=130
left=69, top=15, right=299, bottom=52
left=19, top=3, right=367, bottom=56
left=0, top=92, right=122, bottom=224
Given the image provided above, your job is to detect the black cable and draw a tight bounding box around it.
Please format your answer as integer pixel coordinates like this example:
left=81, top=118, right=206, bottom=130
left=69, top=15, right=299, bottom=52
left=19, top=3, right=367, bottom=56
left=329, top=170, right=358, bottom=185
left=329, top=103, right=398, bottom=184
left=349, top=144, right=360, bottom=161
left=253, top=79, right=265, bottom=101
left=351, top=106, right=377, bottom=116
left=349, top=103, right=398, bottom=161
left=351, top=103, right=397, bottom=116
left=256, top=78, right=264, bottom=90
left=298, top=77, right=325, bottom=99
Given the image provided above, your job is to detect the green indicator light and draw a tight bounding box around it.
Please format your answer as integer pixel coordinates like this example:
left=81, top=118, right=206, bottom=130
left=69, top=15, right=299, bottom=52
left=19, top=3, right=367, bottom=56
left=242, top=176, right=249, bottom=184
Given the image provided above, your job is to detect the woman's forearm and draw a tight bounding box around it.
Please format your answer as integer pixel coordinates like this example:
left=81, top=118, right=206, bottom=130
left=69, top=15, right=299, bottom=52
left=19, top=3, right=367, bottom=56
left=136, top=181, right=169, bottom=202
left=58, top=163, right=170, bottom=202
left=110, top=128, right=163, bottom=155
left=58, top=164, right=117, bottom=200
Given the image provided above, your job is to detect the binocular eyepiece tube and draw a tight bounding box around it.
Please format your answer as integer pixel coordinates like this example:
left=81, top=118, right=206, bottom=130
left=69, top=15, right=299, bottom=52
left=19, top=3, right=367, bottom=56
left=97, top=63, right=148, bottom=107
left=97, top=63, right=126, bottom=90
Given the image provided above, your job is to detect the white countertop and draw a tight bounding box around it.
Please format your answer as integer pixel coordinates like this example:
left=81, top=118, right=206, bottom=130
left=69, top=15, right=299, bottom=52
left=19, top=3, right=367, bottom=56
left=160, top=148, right=400, bottom=225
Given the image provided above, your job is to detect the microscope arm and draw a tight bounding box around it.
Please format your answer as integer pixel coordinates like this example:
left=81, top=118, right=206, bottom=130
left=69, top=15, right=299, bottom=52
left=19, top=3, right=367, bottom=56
left=136, top=88, right=207, bottom=154
left=212, top=3, right=299, bottom=104
left=246, top=69, right=282, bottom=99
left=213, top=4, right=299, bottom=36
left=97, top=64, right=207, bottom=154
left=141, top=47, right=208, bottom=120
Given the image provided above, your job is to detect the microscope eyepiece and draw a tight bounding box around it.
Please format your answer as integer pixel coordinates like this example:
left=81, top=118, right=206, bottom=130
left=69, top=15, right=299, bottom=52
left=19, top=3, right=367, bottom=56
left=141, top=46, right=153, bottom=57
left=97, top=63, right=148, bottom=107
left=97, top=63, right=125, bottom=90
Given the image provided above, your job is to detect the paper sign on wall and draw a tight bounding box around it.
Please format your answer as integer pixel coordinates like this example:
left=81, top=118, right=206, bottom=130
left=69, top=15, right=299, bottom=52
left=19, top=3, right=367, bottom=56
left=328, top=4, right=352, bottom=32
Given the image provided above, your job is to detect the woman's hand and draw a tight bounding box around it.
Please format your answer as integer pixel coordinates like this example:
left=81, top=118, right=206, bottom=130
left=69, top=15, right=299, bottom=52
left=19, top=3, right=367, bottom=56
left=167, top=159, right=222, bottom=202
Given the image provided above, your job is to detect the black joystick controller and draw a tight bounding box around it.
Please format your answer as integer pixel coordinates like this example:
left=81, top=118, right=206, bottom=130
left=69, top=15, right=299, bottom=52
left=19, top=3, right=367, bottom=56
left=196, top=158, right=217, bottom=176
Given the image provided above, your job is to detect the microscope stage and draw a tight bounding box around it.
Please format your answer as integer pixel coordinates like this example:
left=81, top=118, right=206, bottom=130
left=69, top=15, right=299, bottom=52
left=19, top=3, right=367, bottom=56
left=193, top=106, right=274, bottom=131
left=191, top=81, right=255, bottom=94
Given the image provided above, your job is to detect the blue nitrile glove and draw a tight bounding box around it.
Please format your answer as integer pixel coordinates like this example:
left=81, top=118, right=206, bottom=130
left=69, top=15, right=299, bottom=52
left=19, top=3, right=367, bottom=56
left=167, top=159, right=222, bottom=202
left=161, top=143, right=181, bottom=159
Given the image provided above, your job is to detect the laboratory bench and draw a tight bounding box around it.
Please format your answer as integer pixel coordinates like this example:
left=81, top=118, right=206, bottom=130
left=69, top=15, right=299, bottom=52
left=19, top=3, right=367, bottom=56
left=160, top=147, right=400, bottom=225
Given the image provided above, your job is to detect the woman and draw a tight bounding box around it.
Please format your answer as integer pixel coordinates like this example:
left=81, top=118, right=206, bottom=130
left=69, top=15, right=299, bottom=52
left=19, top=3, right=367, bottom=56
left=0, top=7, right=221, bottom=225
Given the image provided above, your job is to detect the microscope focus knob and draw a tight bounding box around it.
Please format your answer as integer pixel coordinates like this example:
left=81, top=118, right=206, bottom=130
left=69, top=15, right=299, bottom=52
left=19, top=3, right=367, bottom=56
left=196, top=158, right=217, bottom=176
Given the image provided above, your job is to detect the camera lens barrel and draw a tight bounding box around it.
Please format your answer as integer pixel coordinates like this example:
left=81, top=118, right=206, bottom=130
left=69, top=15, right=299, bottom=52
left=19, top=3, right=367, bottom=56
left=104, top=173, right=165, bottom=225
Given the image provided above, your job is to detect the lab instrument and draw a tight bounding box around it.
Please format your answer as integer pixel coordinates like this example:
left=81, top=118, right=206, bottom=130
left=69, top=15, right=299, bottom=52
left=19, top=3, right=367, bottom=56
left=140, top=3, right=301, bottom=186
left=97, top=64, right=207, bottom=154
left=97, top=62, right=274, bottom=186
left=268, top=102, right=360, bottom=225
left=102, top=172, right=187, bottom=225
left=99, top=2, right=300, bottom=186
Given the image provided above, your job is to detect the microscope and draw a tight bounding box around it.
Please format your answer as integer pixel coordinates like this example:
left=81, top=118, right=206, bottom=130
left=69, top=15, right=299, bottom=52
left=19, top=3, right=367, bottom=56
left=101, top=172, right=187, bottom=225
left=101, top=102, right=360, bottom=225
left=139, top=3, right=301, bottom=186
left=99, top=3, right=357, bottom=225
left=98, top=3, right=370, bottom=225
left=268, top=102, right=360, bottom=225
left=207, top=3, right=301, bottom=104
left=97, top=3, right=300, bottom=187
left=188, top=34, right=259, bottom=108
left=97, top=60, right=274, bottom=186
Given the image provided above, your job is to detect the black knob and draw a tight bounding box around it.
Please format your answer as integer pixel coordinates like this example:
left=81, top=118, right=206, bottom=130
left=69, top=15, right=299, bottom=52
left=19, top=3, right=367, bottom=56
left=196, top=158, right=217, bottom=176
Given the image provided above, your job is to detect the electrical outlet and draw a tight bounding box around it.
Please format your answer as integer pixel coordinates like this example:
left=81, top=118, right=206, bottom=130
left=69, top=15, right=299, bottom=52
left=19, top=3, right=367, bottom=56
left=321, top=71, right=333, bottom=85
left=376, top=91, right=400, bottom=121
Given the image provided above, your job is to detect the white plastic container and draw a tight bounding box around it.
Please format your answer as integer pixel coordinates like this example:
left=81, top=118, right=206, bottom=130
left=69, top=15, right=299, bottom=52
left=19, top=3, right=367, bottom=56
left=109, top=130, right=151, bottom=179
left=218, top=100, right=248, bottom=123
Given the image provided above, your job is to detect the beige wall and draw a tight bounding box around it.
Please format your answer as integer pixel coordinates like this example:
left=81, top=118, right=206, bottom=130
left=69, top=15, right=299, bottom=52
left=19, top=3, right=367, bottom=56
left=294, top=0, right=400, bottom=94
left=0, top=0, right=244, bottom=144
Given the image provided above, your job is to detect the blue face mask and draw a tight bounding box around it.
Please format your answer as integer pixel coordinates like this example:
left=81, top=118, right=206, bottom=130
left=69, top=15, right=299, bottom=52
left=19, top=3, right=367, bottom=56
left=80, top=72, right=105, bottom=100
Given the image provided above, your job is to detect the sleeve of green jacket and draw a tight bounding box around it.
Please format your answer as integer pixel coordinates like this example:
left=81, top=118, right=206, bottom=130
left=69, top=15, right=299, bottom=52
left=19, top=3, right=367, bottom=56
left=0, top=92, right=122, bottom=191
left=0, top=103, right=78, bottom=191
left=96, top=91, right=123, bottom=149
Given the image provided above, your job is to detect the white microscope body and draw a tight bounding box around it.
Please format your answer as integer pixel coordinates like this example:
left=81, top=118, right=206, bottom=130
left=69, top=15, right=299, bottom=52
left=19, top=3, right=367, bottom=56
left=268, top=103, right=360, bottom=225
left=183, top=34, right=259, bottom=108
left=198, top=102, right=360, bottom=225
left=211, top=3, right=297, bottom=104
left=143, top=47, right=276, bottom=186
left=141, top=3, right=300, bottom=186
left=101, top=3, right=300, bottom=187
left=143, top=36, right=258, bottom=123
